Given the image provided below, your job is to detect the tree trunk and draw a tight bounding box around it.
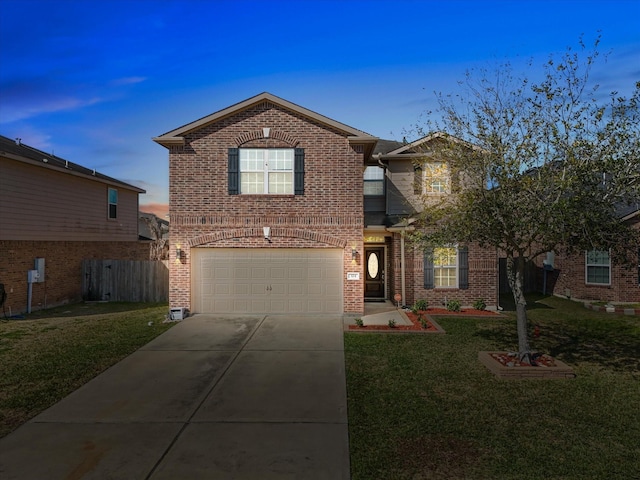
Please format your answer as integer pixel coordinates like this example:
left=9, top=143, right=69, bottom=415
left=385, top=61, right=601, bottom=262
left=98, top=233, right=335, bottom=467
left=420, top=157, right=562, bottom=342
left=506, top=256, right=532, bottom=363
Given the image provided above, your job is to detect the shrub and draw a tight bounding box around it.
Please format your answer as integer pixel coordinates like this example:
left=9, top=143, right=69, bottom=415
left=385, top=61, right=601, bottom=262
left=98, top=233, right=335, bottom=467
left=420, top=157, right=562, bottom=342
left=355, top=318, right=364, bottom=327
left=446, top=299, right=461, bottom=312
left=388, top=319, right=397, bottom=328
left=414, top=299, right=428, bottom=311
left=418, top=314, right=429, bottom=329
left=473, top=298, right=487, bottom=311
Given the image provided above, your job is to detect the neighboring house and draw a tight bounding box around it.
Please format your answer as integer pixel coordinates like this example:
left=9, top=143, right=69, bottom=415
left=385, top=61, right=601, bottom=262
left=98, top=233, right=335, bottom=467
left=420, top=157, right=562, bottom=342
left=0, top=135, right=148, bottom=314
left=154, top=93, right=499, bottom=315
left=535, top=203, right=640, bottom=303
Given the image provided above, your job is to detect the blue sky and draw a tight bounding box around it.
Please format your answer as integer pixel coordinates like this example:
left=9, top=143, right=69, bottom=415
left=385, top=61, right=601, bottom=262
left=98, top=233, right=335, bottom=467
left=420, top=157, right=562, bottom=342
left=1, top=0, right=639, bottom=214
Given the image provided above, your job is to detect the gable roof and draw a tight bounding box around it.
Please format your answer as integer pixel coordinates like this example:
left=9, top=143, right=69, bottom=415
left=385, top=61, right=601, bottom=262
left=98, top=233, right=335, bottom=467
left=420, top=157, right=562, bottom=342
left=0, top=135, right=145, bottom=193
left=153, top=92, right=378, bottom=157
left=375, top=132, right=482, bottom=160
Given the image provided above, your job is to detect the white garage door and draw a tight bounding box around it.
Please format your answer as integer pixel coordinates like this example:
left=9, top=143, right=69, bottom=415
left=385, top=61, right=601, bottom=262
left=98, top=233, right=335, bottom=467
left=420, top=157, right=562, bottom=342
left=191, top=248, right=344, bottom=314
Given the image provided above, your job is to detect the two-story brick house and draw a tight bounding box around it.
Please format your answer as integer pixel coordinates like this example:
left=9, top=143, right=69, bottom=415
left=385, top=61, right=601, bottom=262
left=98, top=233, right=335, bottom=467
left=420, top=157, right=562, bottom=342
left=0, top=135, right=148, bottom=314
left=154, top=93, right=500, bottom=315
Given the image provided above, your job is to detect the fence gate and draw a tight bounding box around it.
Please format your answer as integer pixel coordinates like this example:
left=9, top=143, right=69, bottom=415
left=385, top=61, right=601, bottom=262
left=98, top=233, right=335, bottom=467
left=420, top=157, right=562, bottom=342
left=82, top=260, right=169, bottom=302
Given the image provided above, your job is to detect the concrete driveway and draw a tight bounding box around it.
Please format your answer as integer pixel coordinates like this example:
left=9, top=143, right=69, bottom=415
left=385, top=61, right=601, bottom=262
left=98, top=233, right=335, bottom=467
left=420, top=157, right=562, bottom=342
left=0, top=314, right=350, bottom=479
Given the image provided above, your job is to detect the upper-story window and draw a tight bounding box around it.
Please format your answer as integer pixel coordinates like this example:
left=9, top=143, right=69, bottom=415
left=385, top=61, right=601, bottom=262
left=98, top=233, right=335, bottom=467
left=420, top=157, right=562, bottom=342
left=423, top=162, right=450, bottom=194
left=240, top=149, right=293, bottom=194
left=585, top=250, right=611, bottom=285
left=108, top=188, right=118, bottom=219
left=364, top=166, right=384, bottom=196
left=229, top=147, right=304, bottom=196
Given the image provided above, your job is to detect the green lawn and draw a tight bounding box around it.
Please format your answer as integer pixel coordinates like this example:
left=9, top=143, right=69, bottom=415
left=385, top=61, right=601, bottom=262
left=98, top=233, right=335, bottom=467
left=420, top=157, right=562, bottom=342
left=345, top=295, right=640, bottom=480
left=0, top=302, right=173, bottom=438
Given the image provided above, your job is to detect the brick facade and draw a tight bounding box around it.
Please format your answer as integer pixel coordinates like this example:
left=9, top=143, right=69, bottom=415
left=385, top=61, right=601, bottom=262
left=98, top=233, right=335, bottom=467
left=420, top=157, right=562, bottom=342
left=0, top=240, right=150, bottom=315
left=165, top=99, right=366, bottom=314
left=536, top=250, right=640, bottom=303
left=394, top=240, right=499, bottom=309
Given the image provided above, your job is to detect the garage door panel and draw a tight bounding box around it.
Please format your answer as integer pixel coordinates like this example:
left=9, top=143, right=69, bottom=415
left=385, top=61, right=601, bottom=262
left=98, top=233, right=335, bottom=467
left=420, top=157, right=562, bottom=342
left=288, top=284, right=306, bottom=295
left=192, top=248, right=343, bottom=314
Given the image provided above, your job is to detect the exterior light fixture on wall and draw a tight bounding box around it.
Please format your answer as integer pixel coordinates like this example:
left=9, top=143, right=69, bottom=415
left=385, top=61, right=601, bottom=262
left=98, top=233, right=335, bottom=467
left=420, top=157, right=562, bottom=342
left=176, top=245, right=182, bottom=259
left=351, top=247, right=358, bottom=264
left=263, top=226, right=271, bottom=243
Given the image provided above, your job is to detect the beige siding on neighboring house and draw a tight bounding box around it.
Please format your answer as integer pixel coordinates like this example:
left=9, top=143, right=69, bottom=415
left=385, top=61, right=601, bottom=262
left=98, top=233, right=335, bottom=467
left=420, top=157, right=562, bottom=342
left=0, top=157, right=139, bottom=241
left=386, top=158, right=421, bottom=216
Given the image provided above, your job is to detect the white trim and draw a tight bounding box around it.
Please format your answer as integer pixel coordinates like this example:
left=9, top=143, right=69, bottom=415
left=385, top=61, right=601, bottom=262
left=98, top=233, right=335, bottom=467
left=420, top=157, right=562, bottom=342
left=585, top=249, right=611, bottom=286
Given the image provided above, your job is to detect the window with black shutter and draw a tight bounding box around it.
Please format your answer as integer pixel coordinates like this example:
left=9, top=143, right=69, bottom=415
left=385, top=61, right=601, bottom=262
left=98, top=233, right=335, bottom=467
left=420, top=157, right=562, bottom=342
left=228, top=148, right=304, bottom=195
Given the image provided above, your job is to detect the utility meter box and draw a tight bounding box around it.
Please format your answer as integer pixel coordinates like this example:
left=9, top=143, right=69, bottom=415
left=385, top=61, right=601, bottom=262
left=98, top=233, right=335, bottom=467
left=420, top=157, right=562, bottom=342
left=170, top=307, right=188, bottom=321
left=35, top=258, right=45, bottom=283
left=27, top=270, right=39, bottom=283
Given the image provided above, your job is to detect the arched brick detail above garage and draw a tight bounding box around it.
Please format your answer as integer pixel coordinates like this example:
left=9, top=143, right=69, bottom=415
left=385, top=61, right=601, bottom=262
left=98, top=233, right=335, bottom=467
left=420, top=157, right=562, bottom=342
left=187, top=228, right=347, bottom=248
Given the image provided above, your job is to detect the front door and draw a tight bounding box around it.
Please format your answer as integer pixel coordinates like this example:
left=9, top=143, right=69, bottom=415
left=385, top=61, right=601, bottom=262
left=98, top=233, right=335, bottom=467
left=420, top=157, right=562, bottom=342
left=364, top=247, right=385, bottom=299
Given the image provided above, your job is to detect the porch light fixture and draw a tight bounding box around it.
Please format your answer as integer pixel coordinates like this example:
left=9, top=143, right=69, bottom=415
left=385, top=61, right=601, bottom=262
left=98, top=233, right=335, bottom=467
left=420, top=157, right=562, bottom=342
left=176, top=245, right=182, bottom=259
left=351, top=247, right=358, bottom=264
left=263, top=226, right=271, bottom=242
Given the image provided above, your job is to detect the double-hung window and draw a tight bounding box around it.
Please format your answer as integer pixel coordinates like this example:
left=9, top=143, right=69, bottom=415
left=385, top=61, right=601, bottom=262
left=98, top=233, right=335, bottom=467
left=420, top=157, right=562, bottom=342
left=423, top=162, right=450, bottom=194
left=585, top=250, right=611, bottom=285
left=108, top=188, right=118, bottom=219
left=433, top=247, right=458, bottom=287
left=240, top=149, right=293, bottom=194
left=424, top=246, right=469, bottom=289
left=364, top=165, right=385, bottom=196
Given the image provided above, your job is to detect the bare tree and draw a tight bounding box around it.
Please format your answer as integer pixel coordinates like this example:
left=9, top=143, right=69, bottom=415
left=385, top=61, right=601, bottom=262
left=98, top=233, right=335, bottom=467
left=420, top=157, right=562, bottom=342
left=141, top=214, right=169, bottom=261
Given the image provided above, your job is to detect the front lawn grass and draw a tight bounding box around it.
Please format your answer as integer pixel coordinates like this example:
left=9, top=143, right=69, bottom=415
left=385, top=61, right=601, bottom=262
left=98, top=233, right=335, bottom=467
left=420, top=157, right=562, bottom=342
left=345, top=294, right=640, bottom=479
left=0, top=302, right=173, bottom=438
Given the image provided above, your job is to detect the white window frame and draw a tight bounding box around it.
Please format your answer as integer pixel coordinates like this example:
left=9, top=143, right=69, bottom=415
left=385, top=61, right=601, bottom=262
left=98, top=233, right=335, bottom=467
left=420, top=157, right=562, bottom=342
left=239, top=148, right=294, bottom=194
left=363, top=165, right=385, bottom=196
left=585, top=250, right=611, bottom=285
left=423, top=162, right=450, bottom=194
left=433, top=246, right=458, bottom=288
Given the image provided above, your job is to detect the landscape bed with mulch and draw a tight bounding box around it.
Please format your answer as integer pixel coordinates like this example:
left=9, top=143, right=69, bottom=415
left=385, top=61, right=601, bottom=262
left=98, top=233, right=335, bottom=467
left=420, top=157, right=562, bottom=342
left=348, top=307, right=498, bottom=333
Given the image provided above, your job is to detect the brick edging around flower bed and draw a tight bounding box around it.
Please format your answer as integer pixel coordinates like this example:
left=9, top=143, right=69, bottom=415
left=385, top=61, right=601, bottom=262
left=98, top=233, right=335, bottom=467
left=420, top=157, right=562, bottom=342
left=478, top=351, right=576, bottom=379
left=584, top=304, right=640, bottom=316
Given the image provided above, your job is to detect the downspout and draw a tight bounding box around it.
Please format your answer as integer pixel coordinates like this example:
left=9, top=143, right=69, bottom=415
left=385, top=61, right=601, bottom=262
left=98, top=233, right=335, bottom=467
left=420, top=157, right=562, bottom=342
left=400, top=230, right=406, bottom=308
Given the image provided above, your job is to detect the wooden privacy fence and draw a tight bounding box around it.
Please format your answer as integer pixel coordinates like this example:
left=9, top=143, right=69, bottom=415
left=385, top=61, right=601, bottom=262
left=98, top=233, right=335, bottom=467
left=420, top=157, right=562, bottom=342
left=82, top=260, right=169, bottom=302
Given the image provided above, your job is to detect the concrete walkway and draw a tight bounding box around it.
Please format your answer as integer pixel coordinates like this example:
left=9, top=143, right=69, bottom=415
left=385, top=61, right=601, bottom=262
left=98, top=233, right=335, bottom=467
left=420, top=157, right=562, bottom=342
left=0, top=314, right=350, bottom=479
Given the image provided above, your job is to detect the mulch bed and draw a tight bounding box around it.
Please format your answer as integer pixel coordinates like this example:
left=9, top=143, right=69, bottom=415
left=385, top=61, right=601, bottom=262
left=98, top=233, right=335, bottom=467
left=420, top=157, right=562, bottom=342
left=422, top=308, right=499, bottom=317
left=348, top=308, right=498, bottom=332
left=479, top=351, right=576, bottom=379
left=488, top=351, right=557, bottom=367
left=349, top=313, right=440, bottom=332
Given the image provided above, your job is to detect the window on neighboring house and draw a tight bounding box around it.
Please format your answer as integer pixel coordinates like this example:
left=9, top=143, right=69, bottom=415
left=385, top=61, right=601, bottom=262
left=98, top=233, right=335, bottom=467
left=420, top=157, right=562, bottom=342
left=424, top=246, right=469, bottom=289
left=423, top=162, right=450, bottom=194
left=108, top=188, right=118, bottom=219
left=586, top=250, right=611, bottom=285
left=229, top=148, right=304, bottom=195
left=364, top=165, right=385, bottom=196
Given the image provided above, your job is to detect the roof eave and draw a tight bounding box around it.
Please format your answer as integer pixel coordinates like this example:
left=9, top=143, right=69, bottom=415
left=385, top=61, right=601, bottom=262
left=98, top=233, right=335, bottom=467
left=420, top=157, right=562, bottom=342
left=2, top=152, right=146, bottom=193
left=152, top=136, right=186, bottom=148
left=154, top=92, right=377, bottom=143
